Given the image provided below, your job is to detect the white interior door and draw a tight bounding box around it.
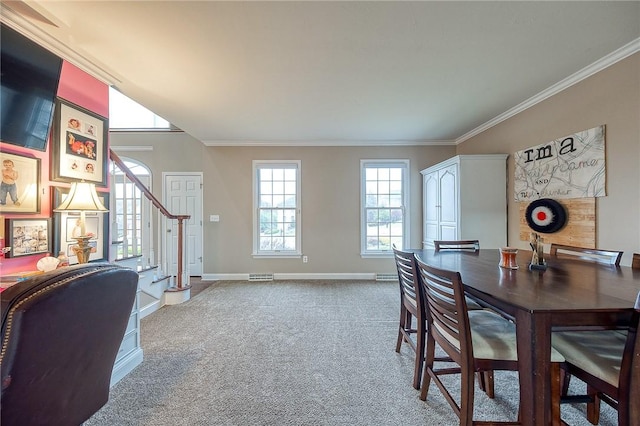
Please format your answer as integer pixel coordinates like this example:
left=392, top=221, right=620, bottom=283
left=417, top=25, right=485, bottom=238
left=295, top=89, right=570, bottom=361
left=163, top=173, right=203, bottom=277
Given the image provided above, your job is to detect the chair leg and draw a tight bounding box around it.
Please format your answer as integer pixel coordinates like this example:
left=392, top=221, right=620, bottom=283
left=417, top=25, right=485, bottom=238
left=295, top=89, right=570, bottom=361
left=550, top=363, right=561, bottom=426
left=413, top=319, right=426, bottom=390
left=396, top=306, right=407, bottom=352
left=460, top=369, right=475, bottom=426
left=585, top=384, right=600, bottom=425
left=476, top=371, right=495, bottom=398
left=419, top=334, right=436, bottom=401
left=560, top=369, right=571, bottom=397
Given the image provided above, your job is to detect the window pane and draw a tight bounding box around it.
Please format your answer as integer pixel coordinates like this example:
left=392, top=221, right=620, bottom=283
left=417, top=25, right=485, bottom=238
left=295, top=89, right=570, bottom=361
left=362, top=162, right=407, bottom=254
left=255, top=162, right=299, bottom=254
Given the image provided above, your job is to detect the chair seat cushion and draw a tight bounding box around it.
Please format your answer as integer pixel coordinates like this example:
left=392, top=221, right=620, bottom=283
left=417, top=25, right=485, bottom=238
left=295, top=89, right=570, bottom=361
left=469, top=310, right=565, bottom=362
left=465, top=295, right=484, bottom=310
left=552, top=330, right=627, bottom=387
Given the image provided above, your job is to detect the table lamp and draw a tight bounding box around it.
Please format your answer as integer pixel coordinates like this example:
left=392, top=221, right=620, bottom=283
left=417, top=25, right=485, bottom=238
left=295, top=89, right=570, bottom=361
left=54, top=181, right=108, bottom=263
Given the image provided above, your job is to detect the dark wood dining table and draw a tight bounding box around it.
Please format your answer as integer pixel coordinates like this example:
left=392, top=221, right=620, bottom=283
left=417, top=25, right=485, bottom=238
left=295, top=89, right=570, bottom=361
left=409, top=248, right=640, bottom=426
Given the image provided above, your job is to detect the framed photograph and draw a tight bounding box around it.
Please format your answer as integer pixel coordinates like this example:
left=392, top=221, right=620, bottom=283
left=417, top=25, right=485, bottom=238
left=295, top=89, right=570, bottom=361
left=51, top=98, right=108, bottom=187
left=52, top=187, right=109, bottom=264
left=0, top=151, right=41, bottom=214
left=4, top=218, right=51, bottom=258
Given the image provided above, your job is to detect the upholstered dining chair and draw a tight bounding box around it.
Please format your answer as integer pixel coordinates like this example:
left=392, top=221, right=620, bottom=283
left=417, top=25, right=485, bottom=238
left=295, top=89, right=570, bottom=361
left=414, top=254, right=565, bottom=425
left=433, top=239, right=499, bottom=395
left=549, top=243, right=624, bottom=395
left=393, top=245, right=486, bottom=390
left=549, top=243, right=623, bottom=266
left=1, top=263, right=139, bottom=426
left=552, top=290, right=640, bottom=425
left=392, top=245, right=426, bottom=389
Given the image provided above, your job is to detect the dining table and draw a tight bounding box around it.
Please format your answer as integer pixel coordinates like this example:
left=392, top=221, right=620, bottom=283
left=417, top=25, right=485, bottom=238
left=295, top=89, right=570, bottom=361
left=409, top=248, right=640, bottom=426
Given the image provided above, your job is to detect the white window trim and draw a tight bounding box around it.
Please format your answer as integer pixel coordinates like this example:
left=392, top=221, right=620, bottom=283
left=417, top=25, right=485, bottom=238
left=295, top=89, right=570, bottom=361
left=252, top=160, right=302, bottom=257
left=360, top=159, right=410, bottom=258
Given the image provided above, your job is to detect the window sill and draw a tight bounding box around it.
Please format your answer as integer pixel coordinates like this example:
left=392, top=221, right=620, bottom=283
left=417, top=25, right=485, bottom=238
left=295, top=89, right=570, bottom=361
left=360, top=252, right=393, bottom=259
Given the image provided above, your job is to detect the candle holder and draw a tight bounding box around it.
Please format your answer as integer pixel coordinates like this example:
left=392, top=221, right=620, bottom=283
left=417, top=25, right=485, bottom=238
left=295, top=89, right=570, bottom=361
left=528, top=232, right=548, bottom=271
left=499, top=247, right=519, bottom=269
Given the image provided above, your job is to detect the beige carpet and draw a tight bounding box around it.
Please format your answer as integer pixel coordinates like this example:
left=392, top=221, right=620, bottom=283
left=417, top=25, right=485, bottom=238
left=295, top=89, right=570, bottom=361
left=85, top=280, right=616, bottom=425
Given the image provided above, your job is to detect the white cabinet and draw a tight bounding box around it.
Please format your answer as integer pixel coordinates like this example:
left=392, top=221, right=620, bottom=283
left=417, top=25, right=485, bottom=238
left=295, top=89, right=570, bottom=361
left=421, top=154, right=508, bottom=249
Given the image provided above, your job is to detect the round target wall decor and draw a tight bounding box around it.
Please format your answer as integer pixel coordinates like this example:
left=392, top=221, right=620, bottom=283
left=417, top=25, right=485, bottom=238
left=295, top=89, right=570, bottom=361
left=525, top=198, right=567, bottom=233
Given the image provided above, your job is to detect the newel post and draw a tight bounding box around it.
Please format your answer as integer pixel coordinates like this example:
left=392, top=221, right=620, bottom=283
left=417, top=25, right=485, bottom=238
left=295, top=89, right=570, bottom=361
left=176, top=217, right=184, bottom=289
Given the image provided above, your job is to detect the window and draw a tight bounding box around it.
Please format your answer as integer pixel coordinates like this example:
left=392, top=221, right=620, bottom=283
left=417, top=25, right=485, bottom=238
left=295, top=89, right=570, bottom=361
left=111, top=159, right=151, bottom=261
left=109, top=87, right=171, bottom=130
left=361, top=160, right=409, bottom=256
left=253, top=161, right=301, bottom=257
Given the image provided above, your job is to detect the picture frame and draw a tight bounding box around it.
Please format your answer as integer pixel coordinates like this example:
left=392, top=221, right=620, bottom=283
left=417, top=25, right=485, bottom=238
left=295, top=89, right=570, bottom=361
left=0, top=150, right=41, bottom=214
left=51, top=98, right=108, bottom=187
left=4, top=218, right=51, bottom=258
left=52, top=187, right=109, bottom=264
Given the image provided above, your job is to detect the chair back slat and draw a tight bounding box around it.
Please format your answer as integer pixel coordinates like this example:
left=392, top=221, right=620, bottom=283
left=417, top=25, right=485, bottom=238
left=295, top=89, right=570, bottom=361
left=549, top=243, right=623, bottom=266
left=393, top=247, right=418, bottom=304
left=434, top=240, right=480, bottom=252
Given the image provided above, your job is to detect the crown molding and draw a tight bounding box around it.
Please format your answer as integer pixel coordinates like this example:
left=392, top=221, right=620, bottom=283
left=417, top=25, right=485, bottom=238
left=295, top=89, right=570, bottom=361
left=456, top=37, right=640, bottom=145
left=110, top=146, right=154, bottom=152
left=201, top=139, right=455, bottom=147
left=0, top=3, right=121, bottom=85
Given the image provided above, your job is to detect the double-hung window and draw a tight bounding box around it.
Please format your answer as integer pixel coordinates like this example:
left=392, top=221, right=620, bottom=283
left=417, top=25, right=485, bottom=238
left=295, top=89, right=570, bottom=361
left=361, top=160, right=410, bottom=256
left=253, top=161, right=301, bottom=257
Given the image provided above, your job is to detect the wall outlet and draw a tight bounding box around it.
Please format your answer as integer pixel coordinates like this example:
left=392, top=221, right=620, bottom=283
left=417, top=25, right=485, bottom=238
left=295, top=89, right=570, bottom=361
left=302, top=255, right=308, bottom=263
left=209, top=214, right=220, bottom=222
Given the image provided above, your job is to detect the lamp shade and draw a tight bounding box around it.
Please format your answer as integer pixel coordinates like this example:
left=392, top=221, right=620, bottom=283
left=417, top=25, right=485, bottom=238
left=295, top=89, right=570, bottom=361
left=54, top=181, right=108, bottom=212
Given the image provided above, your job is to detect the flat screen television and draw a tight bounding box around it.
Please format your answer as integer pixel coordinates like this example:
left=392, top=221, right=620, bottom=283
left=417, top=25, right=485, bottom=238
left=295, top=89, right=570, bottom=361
left=1, top=23, right=62, bottom=152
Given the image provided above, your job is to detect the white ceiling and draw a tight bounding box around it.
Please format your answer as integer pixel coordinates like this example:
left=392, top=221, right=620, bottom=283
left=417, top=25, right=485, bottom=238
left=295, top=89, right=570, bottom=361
left=2, top=1, right=639, bottom=146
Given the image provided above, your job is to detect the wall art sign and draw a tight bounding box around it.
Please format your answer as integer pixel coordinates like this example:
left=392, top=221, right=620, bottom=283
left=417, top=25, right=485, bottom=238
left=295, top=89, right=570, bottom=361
left=514, top=125, right=606, bottom=201
left=0, top=150, right=41, bottom=214
left=51, top=98, right=108, bottom=187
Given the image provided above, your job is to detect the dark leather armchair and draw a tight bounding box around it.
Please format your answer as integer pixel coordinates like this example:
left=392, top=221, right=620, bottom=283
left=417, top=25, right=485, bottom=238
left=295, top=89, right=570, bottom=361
left=1, top=263, right=139, bottom=426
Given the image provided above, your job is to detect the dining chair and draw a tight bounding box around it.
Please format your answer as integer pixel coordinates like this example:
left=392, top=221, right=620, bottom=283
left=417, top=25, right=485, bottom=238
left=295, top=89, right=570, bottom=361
left=393, top=245, right=491, bottom=392
left=392, top=245, right=426, bottom=389
left=549, top=243, right=623, bottom=266
left=549, top=243, right=624, bottom=395
left=433, top=239, right=502, bottom=395
left=434, top=240, right=481, bottom=252
left=632, top=253, right=640, bottom=270
left=414, top=254, right=565, bottom=425
left=552, top=290, right=640, bottom=425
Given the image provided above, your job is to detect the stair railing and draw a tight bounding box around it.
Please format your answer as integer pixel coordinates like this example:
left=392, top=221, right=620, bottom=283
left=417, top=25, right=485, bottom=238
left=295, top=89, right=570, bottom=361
left=109, top=149, right=191, bottom=289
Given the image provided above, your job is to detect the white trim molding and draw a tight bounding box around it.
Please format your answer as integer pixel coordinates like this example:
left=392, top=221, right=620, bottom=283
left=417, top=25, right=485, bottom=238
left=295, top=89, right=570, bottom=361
left=456, top=37, right=640, bottom=144
left=202, top=272, right=383, bottom=281
left=110, top=146, right=154, bottom=152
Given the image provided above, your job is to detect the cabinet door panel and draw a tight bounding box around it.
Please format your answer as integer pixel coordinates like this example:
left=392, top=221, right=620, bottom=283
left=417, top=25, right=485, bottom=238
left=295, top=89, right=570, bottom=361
left=424, top=172, right=438, bottom=222
left=440, top=225, right=457, bottom=241
left=439, top=166, right=457, bottom=224
left=423, top=171, right=439, bottom=245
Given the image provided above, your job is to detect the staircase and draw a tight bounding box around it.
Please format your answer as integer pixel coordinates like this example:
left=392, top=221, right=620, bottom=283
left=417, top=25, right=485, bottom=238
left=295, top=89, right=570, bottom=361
left=109, top=150, right=191, bottom=318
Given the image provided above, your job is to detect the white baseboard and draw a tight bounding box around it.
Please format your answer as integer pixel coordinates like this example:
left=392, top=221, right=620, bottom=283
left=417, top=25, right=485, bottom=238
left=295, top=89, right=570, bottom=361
left=201, top=272, right=379, bottom=281
left=110, top=348, right=143, bottom=387
left=139, top=299, right=162, bottom=319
